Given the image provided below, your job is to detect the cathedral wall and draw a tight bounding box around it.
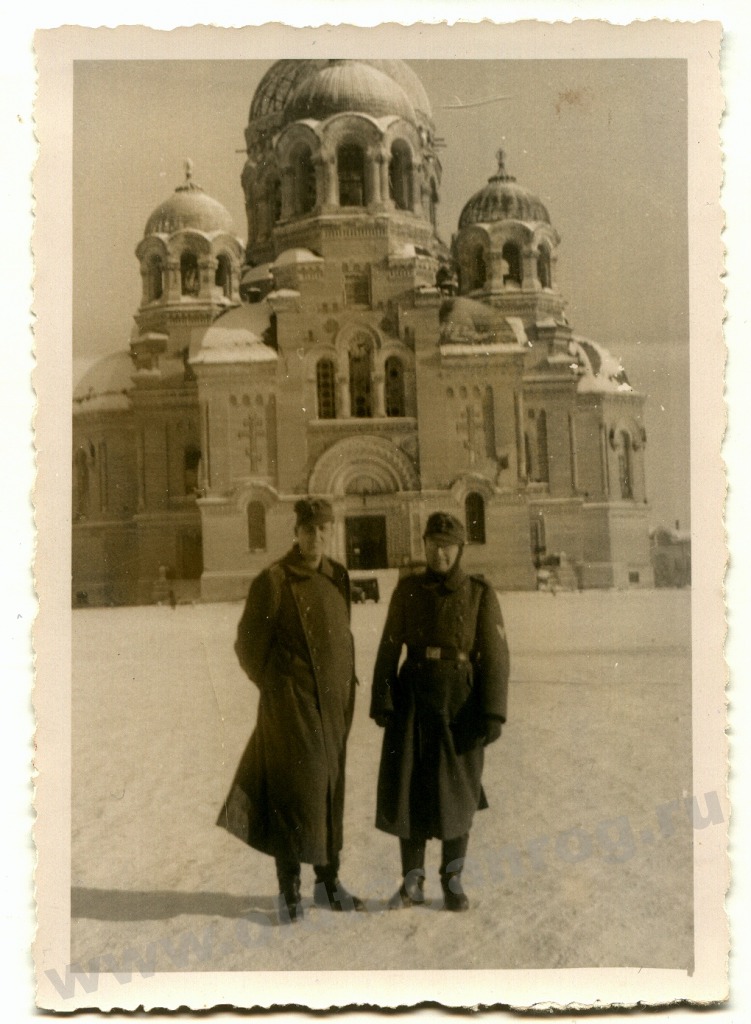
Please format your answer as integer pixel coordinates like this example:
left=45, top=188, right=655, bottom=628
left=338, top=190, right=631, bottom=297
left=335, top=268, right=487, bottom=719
left=461, top=498, right=537, bottom=591
left=72, top=521, right=139, bottom=606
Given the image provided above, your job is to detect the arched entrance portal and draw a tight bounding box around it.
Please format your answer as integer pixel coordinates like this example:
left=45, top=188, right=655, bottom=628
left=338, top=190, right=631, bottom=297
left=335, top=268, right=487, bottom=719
left=308, top=435, right=420, bottom=570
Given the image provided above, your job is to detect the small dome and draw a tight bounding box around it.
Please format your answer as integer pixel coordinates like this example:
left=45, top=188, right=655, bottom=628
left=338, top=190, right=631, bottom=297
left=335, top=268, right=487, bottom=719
left=73, top=351, right=134, bottom=414
left=459, top=150, right=550, bottom=229
left=272, top=247, right=324, bottom=267
left=283, top=60, right=416, bottom=125
left=144, top=161, right=235, bottom=237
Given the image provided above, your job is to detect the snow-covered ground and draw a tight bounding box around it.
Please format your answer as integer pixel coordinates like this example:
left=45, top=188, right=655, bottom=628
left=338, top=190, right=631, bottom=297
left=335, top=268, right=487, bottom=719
left=71, top=586, right=693, bottom=973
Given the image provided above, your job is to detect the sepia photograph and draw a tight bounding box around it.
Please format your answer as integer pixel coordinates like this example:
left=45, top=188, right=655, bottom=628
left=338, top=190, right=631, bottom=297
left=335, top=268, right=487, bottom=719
left=32, top=19, right=726, bottom=1012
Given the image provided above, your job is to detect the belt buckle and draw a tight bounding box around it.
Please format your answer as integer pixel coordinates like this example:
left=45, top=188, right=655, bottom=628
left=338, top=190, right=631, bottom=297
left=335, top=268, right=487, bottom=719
left=425, top=646, right=441, bottom=660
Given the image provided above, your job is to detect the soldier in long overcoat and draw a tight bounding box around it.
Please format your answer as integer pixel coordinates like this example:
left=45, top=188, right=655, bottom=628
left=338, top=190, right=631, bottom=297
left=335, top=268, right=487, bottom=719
left=370, top=512, right=509, bottom=911
left=217, top=498, right=364, bottom=921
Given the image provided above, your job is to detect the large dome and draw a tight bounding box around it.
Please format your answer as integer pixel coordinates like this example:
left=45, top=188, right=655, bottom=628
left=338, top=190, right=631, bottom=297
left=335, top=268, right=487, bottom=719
left=249, top=59, right=432, bottom=125
left=73, top=351, right=134, bottom=415
left=459, top=151, right=550, bottom=228
left=283, top=60, right=416, bottom=125
left=144, top=163, right=235, bottom=237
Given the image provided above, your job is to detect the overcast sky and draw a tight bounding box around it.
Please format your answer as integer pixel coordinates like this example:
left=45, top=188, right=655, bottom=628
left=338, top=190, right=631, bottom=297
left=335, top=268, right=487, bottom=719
left=73, top=58, right=689, bottom=529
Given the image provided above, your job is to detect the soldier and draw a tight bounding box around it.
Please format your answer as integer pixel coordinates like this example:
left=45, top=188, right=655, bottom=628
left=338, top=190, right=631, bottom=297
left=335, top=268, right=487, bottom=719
left=217, top=498, right=364, bottom=922
left=370, top=511, right=509, bottom=911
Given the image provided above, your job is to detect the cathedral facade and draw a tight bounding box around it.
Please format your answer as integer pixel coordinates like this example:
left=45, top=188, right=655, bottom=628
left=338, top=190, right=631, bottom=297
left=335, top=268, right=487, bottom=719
left=72, top=59, right=653, bottom=605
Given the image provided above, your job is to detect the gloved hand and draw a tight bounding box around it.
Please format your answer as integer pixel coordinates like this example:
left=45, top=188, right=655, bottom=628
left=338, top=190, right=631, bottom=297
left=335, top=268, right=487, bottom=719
left=373, top=713, right=392, bottom=728
left=483, top=717, right=503, bottom=745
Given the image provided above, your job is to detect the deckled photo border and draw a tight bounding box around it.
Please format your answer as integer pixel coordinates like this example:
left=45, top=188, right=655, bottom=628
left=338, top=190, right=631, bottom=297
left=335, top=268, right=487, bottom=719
left=32, top=19, right=726, bottom=1011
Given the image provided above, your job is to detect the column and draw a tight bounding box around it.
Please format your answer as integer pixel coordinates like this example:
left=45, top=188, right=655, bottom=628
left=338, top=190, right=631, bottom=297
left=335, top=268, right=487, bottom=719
left=410, top=164, right=422, bottom=215
left=568, top=411, right=579, bottom=493
left=337, top=374, right=351, bottom=418
left=522, top=248, right=538, bottom=291
left=373, top=372, right=385, bottom=417
left=599, top=423, right=610, bottom=498
left=280, top=167, right=295, bottom=220
left=514, top=391, right=526, bottom=483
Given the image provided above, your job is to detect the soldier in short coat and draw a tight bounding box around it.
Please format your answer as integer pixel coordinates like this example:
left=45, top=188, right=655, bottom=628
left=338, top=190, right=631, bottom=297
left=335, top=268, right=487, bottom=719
left=370, top=511, right=509, bottom=911
left=217, top=498, right=364, bottom=921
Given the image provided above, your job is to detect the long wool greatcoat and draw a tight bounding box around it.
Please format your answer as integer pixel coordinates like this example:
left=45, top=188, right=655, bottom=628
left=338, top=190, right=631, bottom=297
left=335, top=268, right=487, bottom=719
left=217, top=546, right=356, bottom=865
left=370, top=562, right=509, bottom=841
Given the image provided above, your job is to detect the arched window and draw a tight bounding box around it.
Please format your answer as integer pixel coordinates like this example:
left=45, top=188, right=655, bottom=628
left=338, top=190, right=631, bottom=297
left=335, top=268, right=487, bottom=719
left=429, top=178, right=439, bottom=230
left=465, top=492, right=486, bottom=544
left=293, top=146, right=316, bottom=214
left=271, top=177, right=282, bottom=224
left=389, top=142, right=412, bottom=210
left=537, top=410, right=549, bottom=483
left=184, top=444, right=201, bottom=494
left=502, top=242, right=522, bottom=286
left=537, top=247, right=551, bottom=288
left=530, top=516, right=546, bottom=565
left=215, top=254, right=232, bottom=298
left=338, top=144, right=366, bottom=207
left=384, top=356, right=405, bottom=417
left=180, top=252, right=200, bottom=296
left=74, top=447, right=89, bottom=519
left=148, top=256, right=163, bottom=301
left=247, top=501, right=267, bottom=550
left=349, top=333, right=373, bottom=417
left=316, top=359, right=337, bottom=419
left=469, top=245, right=486, bottom=291
left=618, top=431, right=633, bottom=499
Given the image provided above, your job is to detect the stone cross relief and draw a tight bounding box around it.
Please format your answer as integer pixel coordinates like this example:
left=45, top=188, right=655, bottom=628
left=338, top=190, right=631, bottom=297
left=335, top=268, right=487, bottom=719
left=458, top=403, right=484, bottom=466
left=237, top=412, right=265, bottom=474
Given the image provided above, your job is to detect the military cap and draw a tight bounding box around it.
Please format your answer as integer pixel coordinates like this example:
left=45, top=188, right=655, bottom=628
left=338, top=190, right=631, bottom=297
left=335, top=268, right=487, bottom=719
left=294, top=497, right=334, bottom=528
left=423, top=511, right=465, bottom=545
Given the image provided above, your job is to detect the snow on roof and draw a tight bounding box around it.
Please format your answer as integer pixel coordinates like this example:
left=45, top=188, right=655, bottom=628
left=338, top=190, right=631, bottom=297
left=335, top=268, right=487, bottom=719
left=191, top=303, right=278, bottom=366
left=440, top=342, right=527, bottom=357
left=569, top=336, right=633, bottom=394
left=505, top=317, right=530, bottom=347
left=73, top=350, right=134, bottom=415
left=272, top=248, right=323, bottom=267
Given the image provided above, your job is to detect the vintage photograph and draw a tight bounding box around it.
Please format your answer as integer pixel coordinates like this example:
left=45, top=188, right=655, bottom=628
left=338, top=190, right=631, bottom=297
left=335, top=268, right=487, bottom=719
left=33, top=21, right=726, bottom=1012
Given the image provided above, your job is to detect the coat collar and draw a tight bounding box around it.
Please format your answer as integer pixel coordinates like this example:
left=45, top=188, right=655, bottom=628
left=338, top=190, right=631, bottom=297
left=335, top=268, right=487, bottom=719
left=280, top=544, right=336, bottom=581
left=422, top=559, right=466, bottom=593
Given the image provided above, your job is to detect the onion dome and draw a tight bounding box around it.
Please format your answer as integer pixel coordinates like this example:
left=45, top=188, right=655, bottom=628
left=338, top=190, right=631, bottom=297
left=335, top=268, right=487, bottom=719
left=144, top=161, right=235, bottom=237
left=73, top=351, right=134, bottom=415
left=283, top=59, right=416, bottom=125
left=459, top=149, right=550, bottom=228
left=249, top=59, right=431, bottom=126
left=366, top=60, right=432, bottom=122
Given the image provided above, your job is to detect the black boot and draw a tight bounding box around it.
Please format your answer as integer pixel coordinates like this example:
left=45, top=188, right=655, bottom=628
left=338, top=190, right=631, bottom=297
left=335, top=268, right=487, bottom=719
left=275, top=858, right=303, bottom=924
left=388, top=838, right=427, bottom=909
left=313, top=860, right=365, bottom=912
left=440, top=870, right=469, bottom=912
left=440, top=835, right=470, bottom=912
left=388, top=869, right=426, bottom=909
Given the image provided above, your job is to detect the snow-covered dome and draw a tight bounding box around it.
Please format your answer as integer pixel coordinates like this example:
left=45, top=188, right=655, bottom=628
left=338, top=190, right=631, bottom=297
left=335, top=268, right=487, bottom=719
left=283, top=59, right=416, bottom=125
left=73, top=351, right=134, bottom=415
left=144, top=162, right=235, bottom=237
left=459, top=150, right=550, bottom=228
left=249, top=59, right=432, bottom=126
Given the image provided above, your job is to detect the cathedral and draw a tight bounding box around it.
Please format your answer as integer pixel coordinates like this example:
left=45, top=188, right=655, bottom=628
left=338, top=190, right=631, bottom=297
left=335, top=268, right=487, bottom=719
left=72, top=59, right=653, bottom=605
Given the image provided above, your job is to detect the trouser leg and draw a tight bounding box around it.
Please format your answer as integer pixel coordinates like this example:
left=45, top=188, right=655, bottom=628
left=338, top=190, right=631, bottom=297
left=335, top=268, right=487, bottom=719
left=388, top=838, right=426, bottom=908
left=440, top=833, right=470, bottom=912
left=275, top=856, right=303, bottom=923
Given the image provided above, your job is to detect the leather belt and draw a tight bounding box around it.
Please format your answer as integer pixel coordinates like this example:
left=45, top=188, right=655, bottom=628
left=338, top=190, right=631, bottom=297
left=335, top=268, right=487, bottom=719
left=407, top=645, right=468, bottom=663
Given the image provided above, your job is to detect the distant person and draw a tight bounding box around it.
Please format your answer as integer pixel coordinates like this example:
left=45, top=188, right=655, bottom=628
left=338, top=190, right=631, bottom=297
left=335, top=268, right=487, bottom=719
left=217, top=498, right=364, bottom=922
left=370, top=512, right=509, bottom=911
